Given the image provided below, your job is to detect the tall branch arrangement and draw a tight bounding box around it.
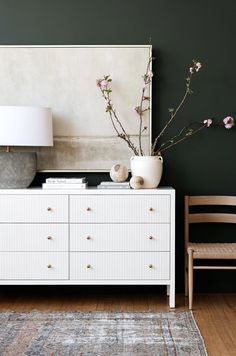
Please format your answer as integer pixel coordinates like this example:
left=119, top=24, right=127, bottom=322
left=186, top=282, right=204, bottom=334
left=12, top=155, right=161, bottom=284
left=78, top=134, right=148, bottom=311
left=97, top=59, right=234, bottom=156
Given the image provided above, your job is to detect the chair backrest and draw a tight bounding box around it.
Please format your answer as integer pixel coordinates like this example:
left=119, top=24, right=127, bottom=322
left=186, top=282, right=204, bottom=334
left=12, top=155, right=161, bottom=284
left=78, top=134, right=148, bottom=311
left=184, top=195, right=236, bottom=247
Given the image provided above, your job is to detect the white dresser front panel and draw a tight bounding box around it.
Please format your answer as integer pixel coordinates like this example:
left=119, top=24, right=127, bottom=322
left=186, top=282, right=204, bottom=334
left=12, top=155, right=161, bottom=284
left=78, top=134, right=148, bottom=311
left=70, top=252, right=170, bottom=280
left=70, top=224, right=170, bottom=252
left=0, top=252, right=68, bottom=279
left=0, top=195, right=68, bottom=223
left=0, top=224, right=68, bottom=251
left=70, top=195, right=170, bottom=223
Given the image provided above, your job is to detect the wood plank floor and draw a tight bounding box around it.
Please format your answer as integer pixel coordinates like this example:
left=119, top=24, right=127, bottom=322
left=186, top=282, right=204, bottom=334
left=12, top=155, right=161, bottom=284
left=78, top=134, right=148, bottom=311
left=0, top=287, right=235, bottom=355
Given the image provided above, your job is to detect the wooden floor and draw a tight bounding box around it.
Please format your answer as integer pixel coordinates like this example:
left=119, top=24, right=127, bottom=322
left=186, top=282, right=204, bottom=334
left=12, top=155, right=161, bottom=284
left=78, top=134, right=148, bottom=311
left=0, top=287, right=235, bottom=356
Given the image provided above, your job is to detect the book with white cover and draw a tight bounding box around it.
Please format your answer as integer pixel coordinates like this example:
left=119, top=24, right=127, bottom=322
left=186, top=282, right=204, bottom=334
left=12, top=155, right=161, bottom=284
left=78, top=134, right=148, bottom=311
left=97, top=185, right=130, bottom=189
left=43, top=183, right=88, bottom=189
left=46, top=177, right=86, bottom=184
left=100, top=181, right=130, bottom=186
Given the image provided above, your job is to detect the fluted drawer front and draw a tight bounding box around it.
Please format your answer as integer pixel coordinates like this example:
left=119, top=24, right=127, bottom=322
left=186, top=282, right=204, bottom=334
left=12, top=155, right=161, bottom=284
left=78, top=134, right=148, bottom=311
left=70, top=195, right=170, bottom=223
left=70, top=252, right=170, bottom=280
left=0, top=252, right=68, bottom=279
left=70, top=224, right=170, bottom=251
left=0, top=224, right=68, bottom=251
left=0, top=195, right=68, bottom=223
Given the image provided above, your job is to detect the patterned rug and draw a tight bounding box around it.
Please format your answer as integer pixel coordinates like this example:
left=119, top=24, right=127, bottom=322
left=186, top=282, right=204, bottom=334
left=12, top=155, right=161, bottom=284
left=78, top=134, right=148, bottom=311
left=0, top=311, right=207, bottom=355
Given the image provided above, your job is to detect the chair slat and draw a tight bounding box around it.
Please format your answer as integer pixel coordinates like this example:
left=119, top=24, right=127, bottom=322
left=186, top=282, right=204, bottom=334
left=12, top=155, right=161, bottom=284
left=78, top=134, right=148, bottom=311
left=193, top=266, right=236, bottom=270
left=189, top=196, right=236, bottom=206
left=189, top=213, right=236, bottom=224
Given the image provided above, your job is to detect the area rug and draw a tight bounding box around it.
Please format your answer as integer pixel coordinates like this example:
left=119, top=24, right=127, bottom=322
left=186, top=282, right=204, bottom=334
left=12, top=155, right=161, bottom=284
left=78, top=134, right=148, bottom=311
left=0, top=311, right=207, bottom=355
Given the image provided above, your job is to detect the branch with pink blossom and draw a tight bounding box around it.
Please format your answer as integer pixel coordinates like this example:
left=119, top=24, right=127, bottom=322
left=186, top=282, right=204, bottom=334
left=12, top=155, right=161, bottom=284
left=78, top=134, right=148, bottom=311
left=151, top=60, right=202, bottom=155
left=96, top=57, right=153, bottom=156
left=154, top=117, right=234, bottom=155
left=96, top=59, right=234, bottom=156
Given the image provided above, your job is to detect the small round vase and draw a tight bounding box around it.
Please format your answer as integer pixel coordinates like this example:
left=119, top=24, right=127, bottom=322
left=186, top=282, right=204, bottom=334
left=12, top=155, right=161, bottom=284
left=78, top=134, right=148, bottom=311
left=130, top=155, right=163, bottom=189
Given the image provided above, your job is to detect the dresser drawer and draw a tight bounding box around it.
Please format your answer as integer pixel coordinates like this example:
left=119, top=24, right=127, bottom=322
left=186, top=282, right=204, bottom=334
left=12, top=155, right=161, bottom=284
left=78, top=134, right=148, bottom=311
left=70, top=224, right=170, bottom=252
left=70, top=195, right=170, bottom=223
left=0, top=224, right=68, bottom=251
left=0, top=252, right=68, bottom=279
left=70, top=252, right=170, bottom=280
left=0, top=195, right=68, bottom=223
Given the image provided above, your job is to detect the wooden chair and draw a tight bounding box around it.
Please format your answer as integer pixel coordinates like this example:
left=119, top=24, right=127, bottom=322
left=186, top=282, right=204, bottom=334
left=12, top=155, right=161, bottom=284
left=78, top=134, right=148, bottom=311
left=184, top=195, right=236, bottom=309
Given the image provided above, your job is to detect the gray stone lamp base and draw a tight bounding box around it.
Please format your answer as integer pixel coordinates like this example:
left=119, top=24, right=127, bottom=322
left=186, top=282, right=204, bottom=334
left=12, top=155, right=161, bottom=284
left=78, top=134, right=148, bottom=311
left=0, top=152, right=36, bottom=189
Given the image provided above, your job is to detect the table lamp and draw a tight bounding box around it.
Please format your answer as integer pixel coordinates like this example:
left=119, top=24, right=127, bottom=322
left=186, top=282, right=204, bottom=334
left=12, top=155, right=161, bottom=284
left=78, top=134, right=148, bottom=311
left=0, top=106, right=53, bottom=188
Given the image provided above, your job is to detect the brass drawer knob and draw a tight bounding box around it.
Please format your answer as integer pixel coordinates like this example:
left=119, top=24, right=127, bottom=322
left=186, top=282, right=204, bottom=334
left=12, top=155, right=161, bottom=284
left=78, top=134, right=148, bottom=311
left=47, top=236, right=53, bottom=240
left=86, top=236, right=91, bottom=240
left=47, top=207, right=52, bottom=212
left=149, top=264, right=154, bottom=269
left=86, top=264, right=92, bottom=269
left=47, top=264, right=52, bottom=269
left=149, top=207, right=154, bottom=212
left=86, top=207, right=91, bottom=211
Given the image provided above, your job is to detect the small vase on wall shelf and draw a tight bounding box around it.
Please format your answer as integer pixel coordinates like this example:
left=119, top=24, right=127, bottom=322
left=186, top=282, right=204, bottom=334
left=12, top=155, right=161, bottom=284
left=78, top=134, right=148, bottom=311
left=130, top=156, right=163, bottom=189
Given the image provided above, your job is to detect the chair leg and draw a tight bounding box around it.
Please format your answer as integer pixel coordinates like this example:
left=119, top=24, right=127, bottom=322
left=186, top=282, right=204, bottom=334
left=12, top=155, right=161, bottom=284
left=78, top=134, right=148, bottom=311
left=185, top=253, right=188, bottom=297
left=188, top=249, right=194, bottom=310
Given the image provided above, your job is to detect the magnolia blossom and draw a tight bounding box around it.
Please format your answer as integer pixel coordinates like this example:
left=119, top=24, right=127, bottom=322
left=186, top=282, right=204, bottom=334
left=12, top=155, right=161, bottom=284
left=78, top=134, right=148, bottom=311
left=204, top=119, right=213, bottom=127
left=96, top=79, right=109, bottom=90
left=223, top=116, right=234, bottom=129
left=190, top=61, right=202, bottom=74
left=195, top=62, right=202, bottom=72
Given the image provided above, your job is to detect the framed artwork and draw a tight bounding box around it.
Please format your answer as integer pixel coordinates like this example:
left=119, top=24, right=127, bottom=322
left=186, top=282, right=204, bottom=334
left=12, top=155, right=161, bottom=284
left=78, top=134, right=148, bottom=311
left=0, top=45, right=152, bottom=171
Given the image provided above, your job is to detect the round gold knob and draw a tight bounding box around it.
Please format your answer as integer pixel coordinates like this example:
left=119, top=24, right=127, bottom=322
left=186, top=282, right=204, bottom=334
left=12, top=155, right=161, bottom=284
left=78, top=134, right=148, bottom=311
left=86, top=264, right=91, bottom=269
left=149, top=207, right=154, bottom=212
left=86, top=236, right=91, bottom=240
left=86, top=207, right=91, bottom=211
left=149, top=236, right=154, bottom=240
left=47, top=236, right=53, bottom=240
left=149, top=264, right=153, bottom=269
left=47, top=207, right=52, bottom=212
left=47, top=264, right=52, bottom=269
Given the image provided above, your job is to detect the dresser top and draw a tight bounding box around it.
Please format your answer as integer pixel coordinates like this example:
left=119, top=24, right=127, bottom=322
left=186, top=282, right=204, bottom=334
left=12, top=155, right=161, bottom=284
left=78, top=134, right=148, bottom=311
left=0, top=187, right=175, bottom=195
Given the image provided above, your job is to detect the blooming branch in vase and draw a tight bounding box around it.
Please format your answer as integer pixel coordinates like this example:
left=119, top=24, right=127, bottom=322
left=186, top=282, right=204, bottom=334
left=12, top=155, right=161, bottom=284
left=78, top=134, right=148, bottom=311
left=96, top=59, right=234, bottom=157
left=96, top=57, right=152, bottom=156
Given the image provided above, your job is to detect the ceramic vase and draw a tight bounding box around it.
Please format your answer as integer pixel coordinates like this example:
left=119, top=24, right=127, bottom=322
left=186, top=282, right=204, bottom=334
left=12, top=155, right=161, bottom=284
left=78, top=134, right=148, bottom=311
left=130, top=155, right=163, bottom=189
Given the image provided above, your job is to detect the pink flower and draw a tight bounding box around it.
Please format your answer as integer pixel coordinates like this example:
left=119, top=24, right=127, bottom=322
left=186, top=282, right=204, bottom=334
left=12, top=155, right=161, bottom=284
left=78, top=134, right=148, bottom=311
left=96, top=79, right=109, bottom=90
left=190, top=61, right=202, bottom=74
left=195, top=62, right=202, bottom=72
left=204, top=119, right=213, bottom=127
left=223, top=116, right=234, bottom=129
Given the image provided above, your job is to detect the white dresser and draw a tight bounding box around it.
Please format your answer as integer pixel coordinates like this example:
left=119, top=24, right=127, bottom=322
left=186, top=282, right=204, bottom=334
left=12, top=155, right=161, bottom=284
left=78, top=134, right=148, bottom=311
left=0, top=187, right=175, bottom=308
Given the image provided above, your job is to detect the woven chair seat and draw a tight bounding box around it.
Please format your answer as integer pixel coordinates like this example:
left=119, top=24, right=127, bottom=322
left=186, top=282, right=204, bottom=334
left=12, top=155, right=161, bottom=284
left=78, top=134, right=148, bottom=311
left=187, top=243, right=236, bottom=259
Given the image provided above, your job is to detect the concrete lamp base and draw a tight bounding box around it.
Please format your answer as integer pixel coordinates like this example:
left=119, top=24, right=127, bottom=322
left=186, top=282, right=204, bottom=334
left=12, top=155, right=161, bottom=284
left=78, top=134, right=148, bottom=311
left=0, top=152, right=36, bottom=189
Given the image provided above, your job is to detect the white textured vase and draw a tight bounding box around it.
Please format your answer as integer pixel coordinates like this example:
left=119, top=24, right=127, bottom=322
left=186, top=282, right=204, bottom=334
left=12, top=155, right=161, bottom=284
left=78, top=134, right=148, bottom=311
left=130, top=155, right=163, bottom=189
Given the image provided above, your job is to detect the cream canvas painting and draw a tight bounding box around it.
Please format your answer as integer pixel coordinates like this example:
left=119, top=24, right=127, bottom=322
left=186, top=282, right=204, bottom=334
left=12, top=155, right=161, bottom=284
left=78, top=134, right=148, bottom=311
left=0, top=45, right=151, bottom=171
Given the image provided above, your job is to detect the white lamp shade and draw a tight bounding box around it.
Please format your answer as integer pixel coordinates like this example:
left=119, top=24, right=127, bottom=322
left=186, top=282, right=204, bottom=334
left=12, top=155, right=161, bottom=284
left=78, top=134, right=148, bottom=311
left=0, top=106, right=53, bottom=146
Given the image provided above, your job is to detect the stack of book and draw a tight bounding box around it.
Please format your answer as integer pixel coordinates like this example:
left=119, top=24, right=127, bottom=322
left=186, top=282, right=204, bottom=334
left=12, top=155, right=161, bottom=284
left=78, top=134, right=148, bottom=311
left=97, top=181, right=130, bottom=189
left=42, top=177, right=88, bottom=189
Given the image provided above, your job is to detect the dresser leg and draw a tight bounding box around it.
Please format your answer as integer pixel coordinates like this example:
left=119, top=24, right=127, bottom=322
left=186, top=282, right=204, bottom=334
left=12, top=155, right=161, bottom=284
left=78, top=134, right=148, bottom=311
left=166, top=285, right=170, bottom=296
left=169, top=283, right=175, bottom=308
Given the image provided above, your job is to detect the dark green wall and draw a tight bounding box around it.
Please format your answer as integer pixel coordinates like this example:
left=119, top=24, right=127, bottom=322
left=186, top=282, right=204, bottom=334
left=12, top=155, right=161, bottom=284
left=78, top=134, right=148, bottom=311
left=0, top=0, right=235, bottom=292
